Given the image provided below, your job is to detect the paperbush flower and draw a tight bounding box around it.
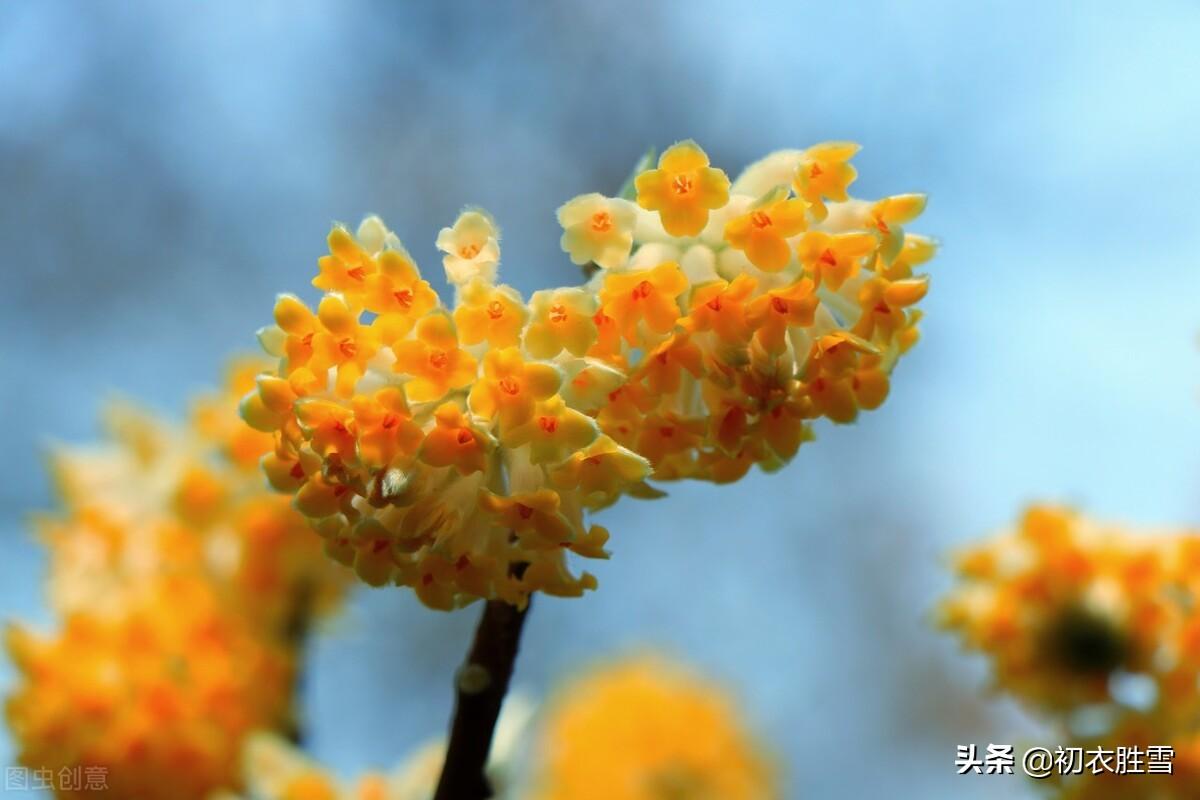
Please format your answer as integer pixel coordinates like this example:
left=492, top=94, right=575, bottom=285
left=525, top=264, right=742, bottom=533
left=243, top=141, right=935, bottom=609
left=44, top=365, right=346, bottom=634
left=939, top=506, right=1200, bottom=724
left=528, top=656, right=778, bottom=800
left=5, top=575, right=293, bottom=800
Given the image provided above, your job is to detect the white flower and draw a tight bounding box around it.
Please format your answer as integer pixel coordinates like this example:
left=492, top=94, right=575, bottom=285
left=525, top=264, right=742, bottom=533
left=436, top=209, right=500, bottom=287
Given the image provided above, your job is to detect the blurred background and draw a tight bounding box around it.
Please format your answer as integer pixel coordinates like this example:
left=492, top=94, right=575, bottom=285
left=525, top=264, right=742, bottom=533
left=3, top=1, right=1200, bottom=797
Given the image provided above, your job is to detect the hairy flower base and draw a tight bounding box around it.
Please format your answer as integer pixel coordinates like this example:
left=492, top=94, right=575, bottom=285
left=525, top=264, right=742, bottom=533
left=243, top=141, right=936, bottom=608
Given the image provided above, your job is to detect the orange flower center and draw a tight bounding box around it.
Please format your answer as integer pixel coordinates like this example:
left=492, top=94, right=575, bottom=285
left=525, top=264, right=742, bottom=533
left=498, top=377, right=520, bottom=395
left=516, top=503, right=534, bottom=520
left=750, top=211, right=772, bottom=229
left=671, top=174, right=694, bottom=195
left=706, top=296, right=722, bottom=312
left=549, top=303, right=568, bottom=323
left=819, top=248, right=838, bottom=267
left=487, top=300, right=505, bottom=320
left=338, top=338, right=357, bottom=358
left=289, top=462, right=305, bottom=479
left=381, top=414, right=398, bottom=429
left=301, top=332, right=314, bottom=347
left=347, top=265, right=367, bottom=281
left=590, top=211, right=613, bottom=232
left=771, top=296, right=789, bottom=314
left=393, top=289, right=414, bottom=308
left=456, top=429, right=473, bottom=445
left=810, top=162, right=824, bottom=178
left=632, top=280, right=653, bottom=300
left=459, top=242, right=481, bottom=259
left=539, top=416, right=558, bottom=433
left=429, top=350, right=449, bottom=369
left=659, top=426, right=675, bottom=438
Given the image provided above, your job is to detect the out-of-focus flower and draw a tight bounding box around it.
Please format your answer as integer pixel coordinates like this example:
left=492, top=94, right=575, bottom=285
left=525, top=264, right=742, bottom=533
left=528, top=656, right=779, bottom=800
left=5, top=575, right=293, bottom=800
left=48, top=362, right=347, bottom=634
left=242, top=142, right=935, bottom=608
left=557, top=193, right=636, bottom=271
left=939, top=506, right=1199, bottom=721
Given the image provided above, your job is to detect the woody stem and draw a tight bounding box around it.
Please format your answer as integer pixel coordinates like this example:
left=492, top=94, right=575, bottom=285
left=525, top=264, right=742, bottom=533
left=433, top=578, right=531, bottom=800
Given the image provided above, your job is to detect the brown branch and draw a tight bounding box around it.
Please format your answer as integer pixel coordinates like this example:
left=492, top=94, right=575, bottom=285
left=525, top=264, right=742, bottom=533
left=433, top=581, right=531, bottom=800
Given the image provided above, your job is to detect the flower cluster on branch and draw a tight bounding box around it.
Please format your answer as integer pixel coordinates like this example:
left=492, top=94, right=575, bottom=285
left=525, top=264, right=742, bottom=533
left=241, top=141, right=936, bottom=609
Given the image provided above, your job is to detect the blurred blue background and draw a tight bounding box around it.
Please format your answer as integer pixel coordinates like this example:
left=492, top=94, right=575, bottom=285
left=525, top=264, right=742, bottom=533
left=3, top=1, right=1200, bottom=797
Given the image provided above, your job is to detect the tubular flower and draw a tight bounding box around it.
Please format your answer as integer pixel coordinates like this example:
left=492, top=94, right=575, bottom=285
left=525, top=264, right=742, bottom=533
left=5, top=575, right=293, bottom=800
left=436, top=209, right=500, bottom=287
left=528, top=656, right=779, bottom=800
left=792, top=141, right=860, bottom=221
left=724, top=197, right=808, bottom=272
left=635, top=141, right=731, bottom=237
left=243, top=141, right=935, bottom=607
left=557, top=193, right=637, bottom=270
left=523, top=288, right=599, bottom=359
left=939, top=506, right=1200, bottom=722
left=454, top=280, right=529, bottom=349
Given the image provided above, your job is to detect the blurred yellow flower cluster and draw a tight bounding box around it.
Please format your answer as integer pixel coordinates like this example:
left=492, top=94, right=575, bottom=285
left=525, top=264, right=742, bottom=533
left=225, top=655, right=776, bottom=800
left=941, top=505, right=1200, bottom=798
left=528, top=656, right=778, bottom=800
left=6, top=361, right=350, bottom=799
left=242, top=140, right=936, bottom=609
left=6, top=575, right=292, bottom=800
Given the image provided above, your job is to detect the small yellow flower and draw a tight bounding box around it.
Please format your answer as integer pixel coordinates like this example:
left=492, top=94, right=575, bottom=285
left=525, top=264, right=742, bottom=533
left=635, top=141, right=731, bottom=237
left=792, top=141, right=860, bottom=220
left=598, top=261, right=688, bottom=346
left=312, top=293, right=380, bottom=397
left=468, top=347, right=562, bottom=433
left=683, top=273, right=758, bottom=346
left=453, top=279, right=529, bottom=349
left=796, top=231, right=876, bottom=290
left=556, top=193, right=637, bottom=270
left=504, top=394, right=598, bottom=465
left=549, top=435, right=653, bottom=510
left=436, top=209, right=500, bottom=286
left=313, top=225, right=377, bottom=299
left=391, top=312, right=478, bottom=403
left=362, top=248, right=438, bottom=336
left=529, top=656, right=779, bottom=800
left=745, top=277, right=819, bottom=355
left=419, top=402, right=491, bottom=475
left=523, top=287, right=599, bottom=359
left=724, top=197, right=808, bottom=272
left=479, top=489, right=575, bottom=548
left=867, top=193, right=927, bottom=264
left=351, top=387, right=424, bottom=470
left=802, top=332, right=888, bottom=423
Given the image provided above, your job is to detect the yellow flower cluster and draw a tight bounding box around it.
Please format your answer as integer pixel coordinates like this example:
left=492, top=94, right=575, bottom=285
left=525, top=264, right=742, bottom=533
left=528, top=656, right=778, bottom=800
left=6, top=363, right=350, bottom=799
left=940, top=505, right=1200, bottom=798
left=241, top=140, right=935, bottom=608
left=42, top=362, right=346, bottom=632
left=5, top=575, right=293, bottom=800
